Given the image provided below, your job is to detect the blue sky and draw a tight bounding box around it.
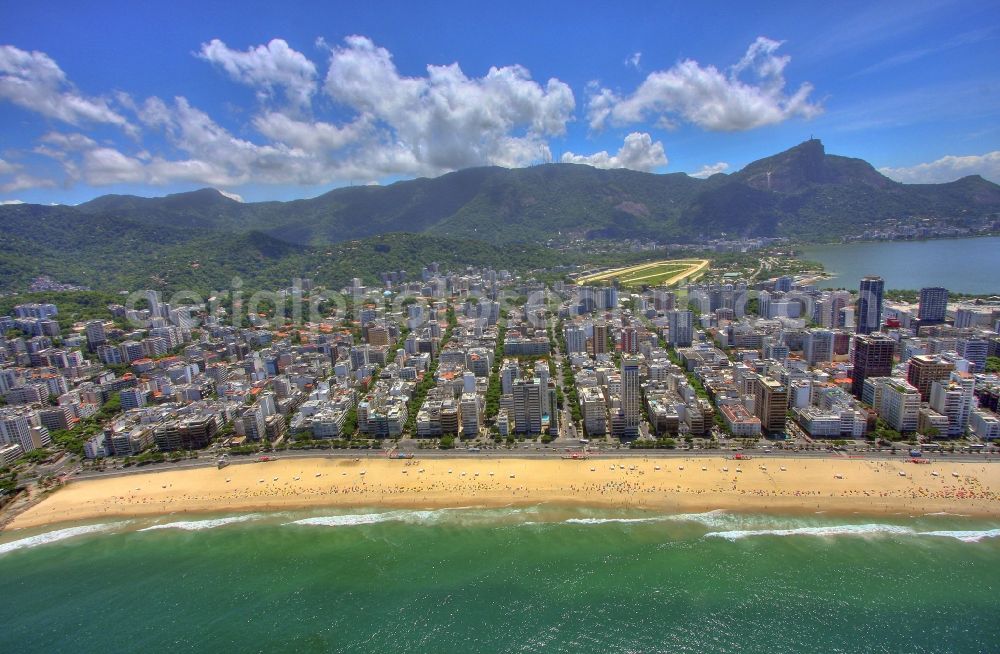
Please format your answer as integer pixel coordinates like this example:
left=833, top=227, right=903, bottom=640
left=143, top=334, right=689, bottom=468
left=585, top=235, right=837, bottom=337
left=1, top=0, right=998, bottom=204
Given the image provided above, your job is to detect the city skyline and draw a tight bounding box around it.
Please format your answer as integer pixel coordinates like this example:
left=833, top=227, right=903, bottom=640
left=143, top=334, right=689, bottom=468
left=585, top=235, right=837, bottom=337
left=1, top=3, right=999, bottom=650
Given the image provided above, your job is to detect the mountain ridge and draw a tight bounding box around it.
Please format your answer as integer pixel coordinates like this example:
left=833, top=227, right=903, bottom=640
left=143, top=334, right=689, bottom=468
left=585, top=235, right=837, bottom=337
left=2, top=139, right=998, bottom=292
left=53, top=138, right=1000, bottom=245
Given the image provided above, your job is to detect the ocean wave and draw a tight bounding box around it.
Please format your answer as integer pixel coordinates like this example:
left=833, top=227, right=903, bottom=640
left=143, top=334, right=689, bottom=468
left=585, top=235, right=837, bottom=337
left=706, top=524, right=916, bottom=540
left=563, top=517, right=661, bottom=525
left=663, top=509, right=731, bottom=528
left=138, top=514, right=263, bottom=532
left=288, top=512, right=398, bottom=527
left=706, top=523, right=1000, bottom=542
left=288, top=509, right=462, bottom=527
left=920, top=529, right=1000, bottom=543
left=0, top=522, right=125, bottom=556
left=287, top=506, right=539, bottom=528
left=527, top=511, right=727, bottom=527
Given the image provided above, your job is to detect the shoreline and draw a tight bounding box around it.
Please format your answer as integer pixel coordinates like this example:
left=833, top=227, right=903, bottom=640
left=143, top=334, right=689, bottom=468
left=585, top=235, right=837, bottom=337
left=7, top=456, right=1000, bottom=532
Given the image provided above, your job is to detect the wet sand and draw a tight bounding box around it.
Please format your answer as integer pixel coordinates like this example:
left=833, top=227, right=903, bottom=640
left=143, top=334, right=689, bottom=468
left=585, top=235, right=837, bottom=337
left=8, top=456, right=1000, bottom=530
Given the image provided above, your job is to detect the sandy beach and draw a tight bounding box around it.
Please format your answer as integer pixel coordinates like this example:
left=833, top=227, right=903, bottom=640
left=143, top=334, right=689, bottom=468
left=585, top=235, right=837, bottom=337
left=7, top=456, right=1000, bottom=530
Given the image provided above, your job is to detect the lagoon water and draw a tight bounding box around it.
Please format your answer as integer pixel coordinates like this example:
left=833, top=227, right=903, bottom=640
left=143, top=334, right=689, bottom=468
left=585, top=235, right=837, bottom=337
left=801, top=236, right=1000, bottom=294
left=1, top=506, right=998, bottom=653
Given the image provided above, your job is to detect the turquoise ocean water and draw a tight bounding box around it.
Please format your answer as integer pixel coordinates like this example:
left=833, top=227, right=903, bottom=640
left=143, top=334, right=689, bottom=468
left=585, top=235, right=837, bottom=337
left=1, top=506, right=998, bottom=653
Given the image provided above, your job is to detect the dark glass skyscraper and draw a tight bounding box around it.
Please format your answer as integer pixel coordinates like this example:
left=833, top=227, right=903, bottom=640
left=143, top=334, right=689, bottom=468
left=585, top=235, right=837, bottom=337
left=856, top=275, right=884, bottom=335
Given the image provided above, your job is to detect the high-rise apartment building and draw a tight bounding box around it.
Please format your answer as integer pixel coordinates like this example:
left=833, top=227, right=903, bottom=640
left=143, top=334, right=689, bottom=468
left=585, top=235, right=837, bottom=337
left=917, top=287, right=948, bottom=322
left=753, top=375, right=788, bottom=434
left=0, top=411, right=32, bottom=450
left=592, top=322, right=609, bottom=355
left=85, top=320, right=107, bottom=351
left=500, top=361, right=519, bottom=395
left=534, top=360, right=550, bottom=419
left=349, top=345, right=370, bottom=370
left=242, top=404, right=267, bottom=441
left=906, top=354, right=955, bottom=402
left=512, top=378, right=543, bottom=434
left=620, top=356, right=641, bottom=438
left=620, top=326, right=638, bottom=354
left=879, top=380, right=920, bottom=433
left=667, top=310, right=693, bottom=347
left=851, top=333, right=895, bottom=398
left=581, top=387, right=607, bottom=436
left=930, top=371, right=975, bottom=437
left=564, top=325, right=587, bottom=354
left=366, top=322, right=390, bottom=347
left=460, top=392, right=481, bottom=437
left=956, top=337, right=988, bottom=372
left=757, top=291, right=771, bottom=319
left=653, top=290, right=676, bottom=312
left=804, top=329, right=834, bottom=364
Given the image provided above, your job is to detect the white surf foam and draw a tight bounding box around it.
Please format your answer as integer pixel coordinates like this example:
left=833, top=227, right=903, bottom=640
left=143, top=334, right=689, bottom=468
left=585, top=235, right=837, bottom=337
left=705, top=523, right=1000, bottom=542
left=563, top=517, right=660, bottom=525
left=288, top=507, right=530, bottom=528
left=530, top=510, right=727, bottom=527
left=0, top=522, right=124, bottom=556
left=663, top=509, right=732, bottom=528
left=919, top=529, right=1000, bottom=543
left=288, top=512, right=398, bottom=527
left=138, top=514, right=263, bottom=532
left=706, top=523, right=916, bottom=540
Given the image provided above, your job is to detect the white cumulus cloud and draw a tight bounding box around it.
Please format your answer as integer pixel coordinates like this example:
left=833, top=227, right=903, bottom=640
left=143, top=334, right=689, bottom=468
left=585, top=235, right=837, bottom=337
left=878, top=151, right=1000, bottom=184
left=0, top=199, right=25, bottom=205
left=0, top=45, right=132, bottom=131
left=216, top=189, right=244, bottom=202
left=689, top=162, right=730, bottom=178
left=323, top=35, right=575, bottom=172
left=588, top=37, right=821, bottom=132
left=252, top=111, right=368, bottom=153
left=53, top=95, right=363, bottom=187
left=560, top=132, right=667, bottom=172
left=40, top=36, right=579, bottom=189
left=197, top=38, right=318, bottom=110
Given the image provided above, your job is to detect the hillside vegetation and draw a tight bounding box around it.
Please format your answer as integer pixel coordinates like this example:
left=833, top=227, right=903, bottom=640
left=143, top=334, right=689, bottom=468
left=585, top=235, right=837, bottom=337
left=2, top=139, right=997, bottom=293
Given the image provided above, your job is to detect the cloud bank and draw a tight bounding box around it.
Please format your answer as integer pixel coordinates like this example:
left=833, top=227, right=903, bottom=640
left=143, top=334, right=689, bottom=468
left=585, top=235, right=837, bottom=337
left=879, top=151, right=1000, bottom=184
left=561, top=132, right=667, bottom=171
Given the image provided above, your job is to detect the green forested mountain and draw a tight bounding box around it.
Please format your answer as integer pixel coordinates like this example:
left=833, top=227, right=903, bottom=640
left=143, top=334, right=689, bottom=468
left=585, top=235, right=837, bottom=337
left=0, top=225, right=553, bottom=295
left=2, top=139, right=998, bottom=293
left=61, top=139, right=1000, bottom=244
